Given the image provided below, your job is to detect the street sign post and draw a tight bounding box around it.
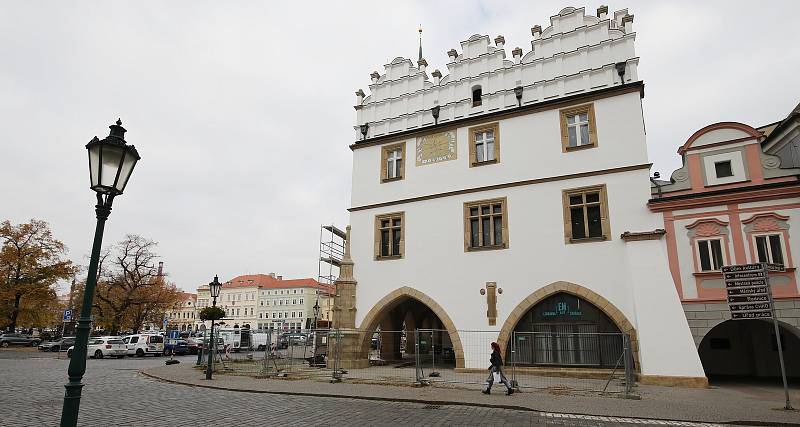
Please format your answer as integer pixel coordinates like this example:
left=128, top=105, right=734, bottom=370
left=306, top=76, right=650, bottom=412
left=722, top=263, right=792, bottom=410
left=63, top=310, right=72, bottom=322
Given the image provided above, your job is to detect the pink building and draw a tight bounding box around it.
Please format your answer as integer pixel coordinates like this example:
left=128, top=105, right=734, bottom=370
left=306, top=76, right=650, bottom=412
left=649, top=103, right=800, bottom=380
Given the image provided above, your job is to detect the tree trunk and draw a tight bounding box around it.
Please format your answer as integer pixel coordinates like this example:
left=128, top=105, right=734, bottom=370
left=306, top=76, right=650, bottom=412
left=8, top=293, right=23, bottom=331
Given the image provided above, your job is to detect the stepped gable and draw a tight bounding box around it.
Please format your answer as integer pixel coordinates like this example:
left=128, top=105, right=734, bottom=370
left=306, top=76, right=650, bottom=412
left=353, top=5, right=638, bottom=142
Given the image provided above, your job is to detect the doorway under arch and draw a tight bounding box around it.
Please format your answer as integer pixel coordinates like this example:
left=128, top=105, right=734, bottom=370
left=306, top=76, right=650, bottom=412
left=498, top=281, right=639, bottom=370
left=358, top=287, right=465, bottom=368
left=698, top=319, right=800, bottom=381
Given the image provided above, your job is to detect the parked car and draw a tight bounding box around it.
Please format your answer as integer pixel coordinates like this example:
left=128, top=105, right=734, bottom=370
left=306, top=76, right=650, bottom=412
left=186, top=337, right=204, bottom=354
left=164, top=339, right=189, bottom=356
left=0, top=333, right=41, bottom=348
left=66, top=337, right=127, bottom=359
left=121, top=334, right=164, bottom=357
left=38, top=337, right=76, bottom=352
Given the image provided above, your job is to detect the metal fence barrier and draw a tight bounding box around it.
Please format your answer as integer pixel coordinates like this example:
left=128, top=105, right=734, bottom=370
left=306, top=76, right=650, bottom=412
left=197, top=327, right=636, bottom=397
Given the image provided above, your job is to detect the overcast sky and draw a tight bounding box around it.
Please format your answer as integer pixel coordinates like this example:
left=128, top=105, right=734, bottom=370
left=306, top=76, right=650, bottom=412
left=1, top=1, right=798, bottom=293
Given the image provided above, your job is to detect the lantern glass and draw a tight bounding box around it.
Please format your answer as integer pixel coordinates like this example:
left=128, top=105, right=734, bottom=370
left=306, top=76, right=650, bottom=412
left=209, top=279, right=222, bottom=298
left=99, top=144, right=125, bottom=190
left=115, top=148, right=137, bottom=193
left=88, top=143, right=101, bottom=188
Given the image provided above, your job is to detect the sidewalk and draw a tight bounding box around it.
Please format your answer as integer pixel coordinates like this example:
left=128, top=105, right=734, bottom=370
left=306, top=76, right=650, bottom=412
left=141, top=363, right=800, bottom=426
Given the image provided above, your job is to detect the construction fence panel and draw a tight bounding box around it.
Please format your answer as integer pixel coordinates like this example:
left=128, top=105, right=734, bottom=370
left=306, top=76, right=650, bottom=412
left=417, top=329, right=496, bottom=386
left=509, top=331, right=634, bottom=396
left=332, top=329, right=418, bottom=384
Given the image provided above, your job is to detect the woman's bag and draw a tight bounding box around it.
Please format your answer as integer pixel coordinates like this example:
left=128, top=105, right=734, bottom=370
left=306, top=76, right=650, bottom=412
left=492, top=371, right=501, bottom=383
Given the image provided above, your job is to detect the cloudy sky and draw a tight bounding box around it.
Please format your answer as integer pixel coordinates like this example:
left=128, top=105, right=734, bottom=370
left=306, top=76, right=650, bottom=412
left=1, top=1, right=798, bottom=293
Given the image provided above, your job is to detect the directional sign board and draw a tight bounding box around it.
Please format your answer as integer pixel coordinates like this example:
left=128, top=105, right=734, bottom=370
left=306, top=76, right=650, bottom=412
left=722, top=263, right=776, bottom=320
left=63, top=309, right=72, bottom=322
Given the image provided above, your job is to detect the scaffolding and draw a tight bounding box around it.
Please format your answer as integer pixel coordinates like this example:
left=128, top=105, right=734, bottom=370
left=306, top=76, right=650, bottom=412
left=315, top=225, right=346, bottom=328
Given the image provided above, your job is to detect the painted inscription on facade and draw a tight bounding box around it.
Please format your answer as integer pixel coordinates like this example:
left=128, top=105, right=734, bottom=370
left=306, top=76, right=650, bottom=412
left=416, top=130, right=457, bottom=166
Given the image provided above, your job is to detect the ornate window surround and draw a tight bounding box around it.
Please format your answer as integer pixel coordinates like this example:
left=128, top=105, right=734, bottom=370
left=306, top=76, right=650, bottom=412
left=685, top=218, right=731, bottom=274
left=742, top=213, right=793, bottom=268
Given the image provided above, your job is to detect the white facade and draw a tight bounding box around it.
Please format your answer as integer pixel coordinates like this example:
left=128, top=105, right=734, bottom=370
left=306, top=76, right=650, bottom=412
left=347, top=6, right=704, bottom=380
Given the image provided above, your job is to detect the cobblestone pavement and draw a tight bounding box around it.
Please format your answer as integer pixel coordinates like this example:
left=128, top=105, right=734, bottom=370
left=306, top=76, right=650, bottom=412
left=0, top=354, right=741, bottom=426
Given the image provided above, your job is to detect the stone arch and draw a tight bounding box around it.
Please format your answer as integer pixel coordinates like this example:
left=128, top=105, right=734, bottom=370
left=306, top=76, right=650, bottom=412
left=497, top=281, right=640, bottom=370
left=359, top=286, right=465, bottom=368
left=698, top=319, right=800, bottom=379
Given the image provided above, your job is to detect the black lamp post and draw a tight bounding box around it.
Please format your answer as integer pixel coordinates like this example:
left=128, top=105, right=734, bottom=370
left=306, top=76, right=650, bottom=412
left=60, top=119, right=140, bottom=427
left=205, top=275, right=222, bottom=380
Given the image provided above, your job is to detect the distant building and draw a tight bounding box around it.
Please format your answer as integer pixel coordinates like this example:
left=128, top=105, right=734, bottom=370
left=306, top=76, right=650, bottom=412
left=167, top=292, right=198, bottom=332
left=650, top=103, right=800, bottom=379
left=197, top=273, right=333, bottom=332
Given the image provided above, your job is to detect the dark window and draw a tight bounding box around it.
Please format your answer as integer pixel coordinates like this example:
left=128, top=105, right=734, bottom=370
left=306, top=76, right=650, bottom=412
left=472, top=87, right=482, bottom=107
left=376, top=214, right=403, bottom=258
left=714, top=160, right=733, bottom=178
left=697, top=239, right=724, bottom=271
left=568, top=190, right=604, bottom=240
left=755, top=234, right=784, bottom=265
left=466, top=200, right=505, bottom=249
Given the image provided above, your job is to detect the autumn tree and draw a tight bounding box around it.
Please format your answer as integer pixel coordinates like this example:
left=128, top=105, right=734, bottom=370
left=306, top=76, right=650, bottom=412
left=89, top=235, right=181, bottom=334
left=0, top=219, right=75, bottom=331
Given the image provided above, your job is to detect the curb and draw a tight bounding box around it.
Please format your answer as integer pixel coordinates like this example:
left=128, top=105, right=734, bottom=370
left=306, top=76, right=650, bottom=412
left=139, top=369, right=800, bottom=426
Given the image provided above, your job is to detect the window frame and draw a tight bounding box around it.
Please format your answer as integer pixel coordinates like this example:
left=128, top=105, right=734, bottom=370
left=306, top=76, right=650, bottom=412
left=562, top=184, right=610, bottom=243
left=468, top=122, right=500, bottom=167
left=463, top=197, right=509, bottom=252
left=374, top=211, right=405, bottom=260
left=751, top=232, right=787, bottom=265
left=694, top=237, right=726, bottom=272
left=380, top=142, right=405, bottom=183
left=714, top=160, right=734, bottom=178
left=559, top=104, right=598, bottom=152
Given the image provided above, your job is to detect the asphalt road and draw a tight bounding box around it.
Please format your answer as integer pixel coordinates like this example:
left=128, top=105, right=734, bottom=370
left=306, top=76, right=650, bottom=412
left=0, top=350, right=732, bottom=426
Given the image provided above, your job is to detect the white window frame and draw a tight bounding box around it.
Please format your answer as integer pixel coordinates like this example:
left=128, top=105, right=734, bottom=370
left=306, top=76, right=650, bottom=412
left=751, top=232, right=787, bottom=265
left=695, top=237, right=726, bottom=272
left=474, top=129, right=495, bottom=163
left=566, top=112, right=591, bottom=147
left=386, top=148, right=402, bottom=179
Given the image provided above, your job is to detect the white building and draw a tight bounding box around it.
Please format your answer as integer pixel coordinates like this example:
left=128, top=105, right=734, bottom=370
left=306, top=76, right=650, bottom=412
left=341, top=5, right=705, bottom=385
left=197, top=274, right=333, bottom=332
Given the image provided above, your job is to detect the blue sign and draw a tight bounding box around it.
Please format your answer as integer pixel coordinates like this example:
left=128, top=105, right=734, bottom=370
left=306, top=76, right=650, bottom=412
left=168, top=330, right=180, bottom=339
left=543, top=301, right=583, bottom=317
left=63, top=310, right=72, bottom=322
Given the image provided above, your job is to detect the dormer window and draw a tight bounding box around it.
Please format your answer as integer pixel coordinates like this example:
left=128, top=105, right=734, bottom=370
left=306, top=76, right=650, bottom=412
left=472, top=86, right=482, bottom=107
left=714, top=161, right=733, bottom=178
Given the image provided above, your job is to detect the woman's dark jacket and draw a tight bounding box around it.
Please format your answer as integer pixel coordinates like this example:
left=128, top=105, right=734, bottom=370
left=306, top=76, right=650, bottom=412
left=490, top=350, right=503, bottom=369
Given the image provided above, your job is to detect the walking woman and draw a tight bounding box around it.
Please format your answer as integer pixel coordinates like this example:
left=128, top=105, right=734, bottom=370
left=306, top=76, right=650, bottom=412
left=483, top=342, right=514, bottom=395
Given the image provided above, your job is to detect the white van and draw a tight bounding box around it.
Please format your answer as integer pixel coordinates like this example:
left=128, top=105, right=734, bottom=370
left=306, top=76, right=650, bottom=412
left=122, top=334, right=164, bottom=357
left=217, top=328, right=252, bottom=352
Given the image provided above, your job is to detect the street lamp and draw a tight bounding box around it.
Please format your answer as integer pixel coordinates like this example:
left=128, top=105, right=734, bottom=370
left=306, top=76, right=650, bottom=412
left=60, top=119, right=140, bottom=427
left=206, top=275, right=222, bottom=380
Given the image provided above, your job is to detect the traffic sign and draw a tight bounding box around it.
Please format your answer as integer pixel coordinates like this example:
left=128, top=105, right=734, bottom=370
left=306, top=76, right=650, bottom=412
left=731, top=311, right=773, bottom=319
left=727, top=294, right=769, bottom=304
left=726, top=286, right=770, bottom=296
left=766, top=263, right=785, bottom=272
left=63, top=309, right=72, bottom=322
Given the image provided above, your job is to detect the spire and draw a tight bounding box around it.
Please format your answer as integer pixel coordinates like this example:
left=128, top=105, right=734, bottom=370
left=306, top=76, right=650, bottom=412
left=418, top=25, right=423, bottom=62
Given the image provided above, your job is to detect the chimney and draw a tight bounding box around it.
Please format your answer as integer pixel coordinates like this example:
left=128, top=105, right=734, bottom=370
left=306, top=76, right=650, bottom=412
left=531, top=25, right=542, bottom=40
left=447, top=49, right=458, bottom=61
left=157, top=261, right=164, bottom=277
left=432, top=69, right=442, bottom=85
left=355, top=89, right=365, bottom=106
left=622, top=14, right=634, bottom=33
left=512, top=47, right=523, bottom=64
left=597, top=5, right=608, bottom=19
left=494, top=35, right=505, bottom=49
left=370, top=71, right=380, bottom=84
left=417, top=58, right=427, bottom=73
left=269, top=272, right=276, bottom=278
